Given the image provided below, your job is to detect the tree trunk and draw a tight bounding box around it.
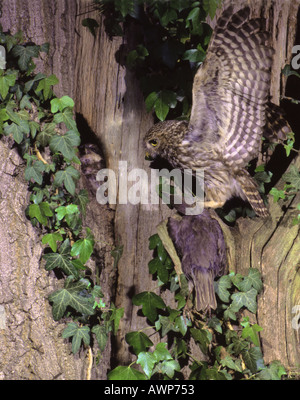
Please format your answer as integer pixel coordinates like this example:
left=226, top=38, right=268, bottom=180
left=0, top=0, right=299, bottom=380
left=0, top=0, right=96, bottom=380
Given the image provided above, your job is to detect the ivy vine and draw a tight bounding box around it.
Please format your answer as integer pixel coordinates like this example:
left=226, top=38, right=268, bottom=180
left=0, top=28, right=124, bottom=358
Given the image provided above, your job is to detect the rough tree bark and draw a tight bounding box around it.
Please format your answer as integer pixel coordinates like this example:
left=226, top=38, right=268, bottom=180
left=0, top=0, right=299, bottom=380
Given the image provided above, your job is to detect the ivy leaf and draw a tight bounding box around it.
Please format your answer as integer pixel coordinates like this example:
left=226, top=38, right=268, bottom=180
left=269, top=187, right=286, bottom=202
left=110, top=305, right=124, bottom=335
left=215, top=275, right=232, bottom=303
left=91, top=324, right=108, bottom=351
left=28, top=202, right=53, bottom=226
left=242, top=346, right=264, bottom=374
left=203, top=0, right=222, bottom=19
left=258, top=361, right=287, bottom=380
left=0, top=71, right=18, bottom=98
left=42, top=232, right=63, bottom=252
left=220, top=356, right=243, bottom=373
left=137, top=352, right=156, bottom=378
left=145, top=92, right=159, bottom=112
left=154, top=90, right=177, bottom=121
left=126, top=331, right=153, bottom=355
left=4, top=122, right=25, bottom=144
left=190, top=327, right=211, bottom=354
left=62, top=322, right=90, bottom=354
left=43, top=239, right=79, bottom=277
left=50, top=131, right=80, bottom=160
left=48, top=283, right=95, bottom=320
left=36, top=74, right=59, bottom=100
left=132, top=291, right=166, bottom=323
left=54, top=165, right=80, bottom=195
left=53, top=107, right=78, bottom=131
left=148, top=233, right=161, bottom=250
left=24, top=159, right=46, bottom=185
left=239, top=268, right=263, bottom=293
left=75, top=189, right=89, bottom=216
left=231, top=288, right=258, bottom=314
left=71, top=237, right=94, bottom=264
left=159, top=359, right=181, bottom=379
left=24, top=72, right=46, bottom=93
left=108, top=366, right=146, bottom=381
left=36, top=123, right=56, bottom=146
left=55, top=204, right=79, bottom=220
left=12, top=44, right=40, bottom=71
left=50, top=95, right=75, bottom=113
left=241, top=323, right=263, bottom=347
left=282, top=165, right=300, bottom=190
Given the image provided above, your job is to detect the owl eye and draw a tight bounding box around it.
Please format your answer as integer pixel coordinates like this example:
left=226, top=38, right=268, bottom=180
left=149, top=139, right=158, bottom=147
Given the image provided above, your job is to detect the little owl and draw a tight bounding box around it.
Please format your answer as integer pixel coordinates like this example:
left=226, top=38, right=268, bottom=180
left=144, top=6, right=290, bottom=217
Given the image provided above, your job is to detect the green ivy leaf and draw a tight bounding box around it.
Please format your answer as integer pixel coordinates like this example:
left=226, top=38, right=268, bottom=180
left=36, top=74, right=59, bottom=100
left=203, top=0, right=222, bottom=19
left=71, top=236, right=94, bottom=264
left=231, top=288, right=258, bottom=314
left=4, top=122, right=24, bottom=144
left=55, top=204, right=79, bottom=220
left=54, top=165, right=80, bottom=195
left=108, top=366, right=146, bottom=380
left=258, top=361, right=287, bottom=380
left=145, top=92, right=159, bottom=112
left=50, top=95, right=75, bottom=113
left=241, top=346, right=264, bottom=374
left=269, top=187, right=286, bottom=202
left=91, top=324, right=108, bottom=351
left=110, top=305, right=124, bottom=335
left=42, top=232, right=63, bottom=252
left=283, top=165, right=300, bottom=190
left=24, top=158, right=46, bottom=185
left=159, top=359, right=181, bottom=379
left=215, top=275, right=232, bottom=303
left=75, top=189, right=89, bottom=216
left=220, top=355, right=243, bottom=373
left=238, top=268, right=263, bottom=293
left=137, top=351, right=156, bottom=378
left=0, top=71, right=18, bottom=98
left=125, top=331, right=153, bottom=355
left=132, top=291, right=166, bottom=323
left=190, top=327, right=211, bottom=354
left=148, top=233, right=161, bottom=250
left=53, top=107, right=78, bottom=131
left=241, top=323, right=263, bottom=347
left=12, top=44, right=40, bottom=71
left=36, top=123, right=56, bottom=147
left=62, top=322, right=90, bottom=354
left=43, top=239, right=79, bottom=277
left=48, top=283, right=94, bottom=320
left=28, top=202, right=53, bottom=226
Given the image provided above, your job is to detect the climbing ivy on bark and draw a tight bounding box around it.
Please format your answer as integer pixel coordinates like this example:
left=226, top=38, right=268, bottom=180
left=0, top=28, right=123, bottom=356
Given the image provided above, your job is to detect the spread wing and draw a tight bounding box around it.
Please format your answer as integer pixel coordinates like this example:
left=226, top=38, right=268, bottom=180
left=187, top=6, right=274, bottom=167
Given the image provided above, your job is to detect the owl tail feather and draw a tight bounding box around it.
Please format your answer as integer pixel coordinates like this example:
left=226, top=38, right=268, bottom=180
left=237, top=170, right=269, bottom=218
left=191, top=268, right=217, bottom=312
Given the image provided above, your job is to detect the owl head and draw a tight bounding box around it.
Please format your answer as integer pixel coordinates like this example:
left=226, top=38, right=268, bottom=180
left=144, top=120, right=188, bottom=160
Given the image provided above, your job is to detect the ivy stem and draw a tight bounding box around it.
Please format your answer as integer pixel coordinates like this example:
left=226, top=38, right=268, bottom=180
left=34, top=143, right=48, bottom=164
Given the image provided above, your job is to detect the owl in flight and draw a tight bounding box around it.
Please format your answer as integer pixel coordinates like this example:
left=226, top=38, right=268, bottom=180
left=144, top=6, right=290, bottom=217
